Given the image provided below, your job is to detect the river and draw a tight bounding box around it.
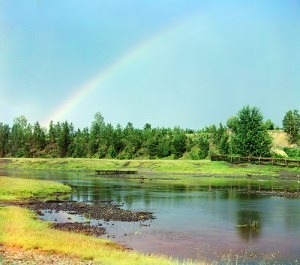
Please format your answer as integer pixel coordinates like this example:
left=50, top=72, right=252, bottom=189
left=2, top=169, right=300, bottom=264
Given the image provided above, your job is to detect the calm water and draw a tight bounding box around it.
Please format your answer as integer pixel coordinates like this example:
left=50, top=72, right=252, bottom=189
left=2, top=169, right=300, bottom=264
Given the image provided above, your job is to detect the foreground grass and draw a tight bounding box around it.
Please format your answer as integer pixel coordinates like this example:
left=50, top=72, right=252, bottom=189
left=0, top=207, right=195, bottom=265
left=0, top=177, right=197, bottom=265
left=2, top=157, right=299, bottom=177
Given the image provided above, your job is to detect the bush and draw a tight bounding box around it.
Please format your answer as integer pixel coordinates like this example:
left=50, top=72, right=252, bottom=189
left=189, top=147, right=200, bottom=160
left=107, top=146, right=117, bottom=158
left=283, top=147, right=300, bottom=158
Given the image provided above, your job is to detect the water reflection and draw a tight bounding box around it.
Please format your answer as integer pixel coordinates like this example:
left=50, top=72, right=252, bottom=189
left=236, top=210, right=262, bottom=242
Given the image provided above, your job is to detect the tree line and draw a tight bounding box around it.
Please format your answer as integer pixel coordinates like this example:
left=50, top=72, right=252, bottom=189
left=0, top=106, right=299, bottom=159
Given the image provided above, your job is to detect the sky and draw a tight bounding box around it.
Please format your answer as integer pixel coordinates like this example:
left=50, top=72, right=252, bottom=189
left=1, top=0, right=299, bottom=130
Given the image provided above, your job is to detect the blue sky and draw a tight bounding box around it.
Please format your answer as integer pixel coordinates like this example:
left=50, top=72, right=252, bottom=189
left=1, top=0, right=299, bottom=129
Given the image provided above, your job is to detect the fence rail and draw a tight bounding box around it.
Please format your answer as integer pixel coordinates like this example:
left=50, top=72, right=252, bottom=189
left=211, top=154, right=300, bottom=168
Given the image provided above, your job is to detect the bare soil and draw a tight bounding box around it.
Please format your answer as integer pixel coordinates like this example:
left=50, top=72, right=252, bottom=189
left=26, top=200, right=155, bottom=222
left=0, top=246, right=98, bottom=265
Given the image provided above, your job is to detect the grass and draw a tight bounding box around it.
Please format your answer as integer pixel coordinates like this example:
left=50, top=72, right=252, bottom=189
left=0, top=176, right=198, bottom=265
left=2, top=157, right=299, bottom=177
left=2, top=158, right=299, bottom=192
left=0, top=176, right=71, bottom=201
left=0, top=206, right=196, bottom=265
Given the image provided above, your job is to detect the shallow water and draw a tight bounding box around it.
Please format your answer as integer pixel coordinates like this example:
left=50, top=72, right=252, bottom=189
left=2, top=169, right=300, bottom=263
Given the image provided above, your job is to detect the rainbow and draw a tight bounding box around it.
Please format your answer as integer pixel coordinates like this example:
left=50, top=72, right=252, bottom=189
left=43, top=12, right=207, bottom=126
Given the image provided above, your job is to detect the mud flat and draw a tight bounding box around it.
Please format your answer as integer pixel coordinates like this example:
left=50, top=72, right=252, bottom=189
left=240, top=190, right=300, bottom=198
left=23, top=200, right=155, bottom=237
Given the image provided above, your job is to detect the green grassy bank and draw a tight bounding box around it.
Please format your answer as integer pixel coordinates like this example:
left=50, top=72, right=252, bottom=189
left=0, top=176, right=197, bottom=265
left=0, top=176, right=71, bottom=201
left=2, top=157, right=299, bottom=177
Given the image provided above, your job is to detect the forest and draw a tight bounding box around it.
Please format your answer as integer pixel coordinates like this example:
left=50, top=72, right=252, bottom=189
left=0, top=106, right=299, bottom=160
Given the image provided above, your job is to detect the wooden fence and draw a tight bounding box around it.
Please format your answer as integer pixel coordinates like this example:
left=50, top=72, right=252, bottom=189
left=211, top=154, right=300, bottom=168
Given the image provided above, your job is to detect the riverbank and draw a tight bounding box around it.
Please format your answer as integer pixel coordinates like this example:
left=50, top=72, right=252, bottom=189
left=1, top=160, right=299, bottom=264
left=2, top=158, right=299, bottom=193
left=0, top=176, right=197, bottom=265
left=1, top=157, right=299, bottom=177
left=0, top=176, right=71, bottom=201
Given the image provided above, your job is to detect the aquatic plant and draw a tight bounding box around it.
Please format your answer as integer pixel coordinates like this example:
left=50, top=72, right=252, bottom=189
left=248, top=220, right=259, bottom=228
left=236, top=220, right=260, bottom=229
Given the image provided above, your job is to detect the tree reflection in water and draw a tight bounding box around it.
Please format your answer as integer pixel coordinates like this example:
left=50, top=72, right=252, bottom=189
left=236, top=209, right=261, bottom=242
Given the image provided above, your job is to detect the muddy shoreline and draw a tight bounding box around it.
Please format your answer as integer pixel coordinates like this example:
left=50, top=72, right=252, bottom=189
left=7, top=199, right=155, bottom=238
left=240, top=190, right=300, bottom=198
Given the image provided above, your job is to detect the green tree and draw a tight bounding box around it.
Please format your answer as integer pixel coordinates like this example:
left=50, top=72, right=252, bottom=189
left=108, top=146, right=117, bottom=158
left=196, top=133, right=209, bottom=159
left=0, top=123, right=10, bottom=157
left=89, top=112, right=105, bottom=157
left=9, top=116, right=30, bottom=157
left=282, top=110, right=300, bottom=144
left=57, top=121, right=72, bottom=157
left=48, top=120, right=57, bottom=143
left=264, top=119, right=275, bottom=130
left=156, top=128, right=172, bottom=158
left=72, top=127, right=90, bottom=158
left=141, top=123, right=155, bottom=157
left=122, top=122, right=141, bottom=159
left=231, top=105, right=272, bottom=157
left=206, top=123, right=227, bottom=154
left=172, top=127, right=187, bottom=159
left=31, top=122, right=46, bottom=156
left=45, top=121, right=61, bottom=157
left=226, top=116, right=239, bottom=133
left=147, top=137, right=158, bottom=159
left=219, top=133, right=230, bottom=155
left=112, top=124, right=124, bottom=157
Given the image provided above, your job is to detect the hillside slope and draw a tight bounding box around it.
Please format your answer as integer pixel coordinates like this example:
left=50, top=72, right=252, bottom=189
left=269, top=130, right=290, bottom=148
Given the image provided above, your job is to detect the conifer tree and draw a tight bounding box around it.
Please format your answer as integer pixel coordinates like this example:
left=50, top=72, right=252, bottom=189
left=58, top=121, right=71, bottom=157
left=0, top=123, right=10, bottom=157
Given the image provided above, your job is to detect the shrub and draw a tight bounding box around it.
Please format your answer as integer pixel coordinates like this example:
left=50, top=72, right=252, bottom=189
left=283, top=147, right=300, bottom=158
